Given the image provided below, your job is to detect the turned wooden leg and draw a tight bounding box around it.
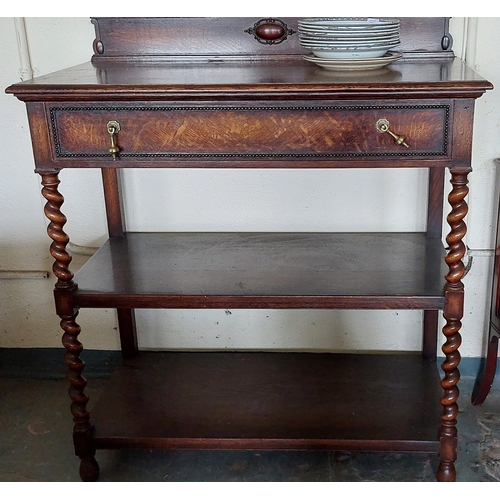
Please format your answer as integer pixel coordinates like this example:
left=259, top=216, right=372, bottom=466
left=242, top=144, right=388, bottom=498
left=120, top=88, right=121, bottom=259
left=438, top=289, right=462, bottom=482
left=60, top=307, right=99, bottom=481
left=41, top=171, right=98, bottom=481
left=437, top=171, right=468, bottom=482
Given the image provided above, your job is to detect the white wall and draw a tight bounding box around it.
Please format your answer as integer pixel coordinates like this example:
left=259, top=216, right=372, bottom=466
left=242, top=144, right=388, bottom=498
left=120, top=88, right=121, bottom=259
left=0, top=17, right=499, bottom=358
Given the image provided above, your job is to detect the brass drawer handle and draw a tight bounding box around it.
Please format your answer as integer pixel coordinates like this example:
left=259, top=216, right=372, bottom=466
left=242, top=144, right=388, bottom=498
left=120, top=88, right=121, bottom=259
left=376, top=119, right=409, bottom=148
left=107, top=120, right=121, bottom=159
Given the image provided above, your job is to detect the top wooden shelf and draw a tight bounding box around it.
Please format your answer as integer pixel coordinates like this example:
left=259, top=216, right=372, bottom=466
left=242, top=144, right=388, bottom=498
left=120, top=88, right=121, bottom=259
left=90, top=17, right=455, bottom=62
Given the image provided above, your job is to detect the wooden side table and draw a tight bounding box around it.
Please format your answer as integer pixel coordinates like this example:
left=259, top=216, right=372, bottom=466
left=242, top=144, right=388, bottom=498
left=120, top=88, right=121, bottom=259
left=6, top=17, right=492, bottom=481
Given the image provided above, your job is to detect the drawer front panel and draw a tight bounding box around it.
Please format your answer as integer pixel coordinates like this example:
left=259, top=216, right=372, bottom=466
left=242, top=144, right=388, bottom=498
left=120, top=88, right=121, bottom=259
left=50, top=104, right=450, bottom=160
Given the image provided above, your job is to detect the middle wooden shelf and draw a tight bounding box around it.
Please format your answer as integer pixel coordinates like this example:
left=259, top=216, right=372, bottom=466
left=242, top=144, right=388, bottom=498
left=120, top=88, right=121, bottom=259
left=72, top=232, right=447, bottom=310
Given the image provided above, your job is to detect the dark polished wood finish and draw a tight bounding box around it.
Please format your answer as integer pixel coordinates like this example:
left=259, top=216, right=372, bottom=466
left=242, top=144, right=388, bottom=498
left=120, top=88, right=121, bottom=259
left=91, top=351, right=442, bottom=451
left=89, top=17, right=454, bottom=62
left=6, top=17, right=492, bottom=482
left=72, top=232, right=447, bottom=309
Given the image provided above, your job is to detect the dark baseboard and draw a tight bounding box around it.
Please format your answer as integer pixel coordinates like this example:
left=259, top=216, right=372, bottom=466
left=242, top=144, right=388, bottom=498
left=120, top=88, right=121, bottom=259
left=0, top=348, right=498, bottom=380
left=0, top=348, right=122, bottom=379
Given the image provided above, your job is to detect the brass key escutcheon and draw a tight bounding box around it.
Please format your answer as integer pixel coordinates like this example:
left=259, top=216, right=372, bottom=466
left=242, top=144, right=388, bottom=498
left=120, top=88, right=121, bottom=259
left=376, top=118, right=409, bottom=148
left=107, top=120, right=121, bottom=159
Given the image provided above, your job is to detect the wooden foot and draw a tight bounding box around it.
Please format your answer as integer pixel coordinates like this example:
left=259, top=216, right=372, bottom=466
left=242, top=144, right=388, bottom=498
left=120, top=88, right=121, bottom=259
left=80, top=457, right=100, bottom=482
left=436, top=461, right=456, bottom=482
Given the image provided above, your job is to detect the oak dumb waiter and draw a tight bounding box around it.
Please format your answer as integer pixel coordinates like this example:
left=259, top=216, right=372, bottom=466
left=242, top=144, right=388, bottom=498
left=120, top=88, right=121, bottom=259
left=6, top=17, right=492, bottom=482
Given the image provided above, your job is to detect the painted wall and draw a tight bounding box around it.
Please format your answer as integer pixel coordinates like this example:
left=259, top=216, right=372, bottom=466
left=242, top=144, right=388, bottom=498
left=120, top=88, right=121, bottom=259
left=0, top=17, right=499, bottom=358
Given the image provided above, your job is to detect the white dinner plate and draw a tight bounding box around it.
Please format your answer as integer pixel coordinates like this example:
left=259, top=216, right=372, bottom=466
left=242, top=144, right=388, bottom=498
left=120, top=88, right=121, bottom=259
left=298, top=26, right=399, bottom=34
left=303, top=51, right=403, bottom=71
left=299, top=36, right=399, bottom=47
left=298, top=18, right=399, bottom=29
left=299, top=33, right=400, bottom=42
left=299, top=39, right=400, bottom=48
left=310, top=43, right=399, bottom=59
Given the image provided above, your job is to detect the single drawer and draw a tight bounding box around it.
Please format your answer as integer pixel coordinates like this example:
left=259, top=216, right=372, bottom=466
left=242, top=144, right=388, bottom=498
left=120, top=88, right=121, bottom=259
left=49, top=103, right=450, bottom=161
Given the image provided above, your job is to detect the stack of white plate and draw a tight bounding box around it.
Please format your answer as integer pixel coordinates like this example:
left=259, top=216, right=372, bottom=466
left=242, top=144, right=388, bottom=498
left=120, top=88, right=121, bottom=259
left=299, top=17, right=402, bottom=70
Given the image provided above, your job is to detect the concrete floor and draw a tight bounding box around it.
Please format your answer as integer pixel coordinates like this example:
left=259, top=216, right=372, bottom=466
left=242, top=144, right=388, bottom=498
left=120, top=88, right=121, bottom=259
left=1, top=369, right=500, bottom=482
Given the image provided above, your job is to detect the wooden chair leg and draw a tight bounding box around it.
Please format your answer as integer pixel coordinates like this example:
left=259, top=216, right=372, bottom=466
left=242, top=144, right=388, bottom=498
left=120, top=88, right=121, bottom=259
left=471, top=326, right=499, bottom=405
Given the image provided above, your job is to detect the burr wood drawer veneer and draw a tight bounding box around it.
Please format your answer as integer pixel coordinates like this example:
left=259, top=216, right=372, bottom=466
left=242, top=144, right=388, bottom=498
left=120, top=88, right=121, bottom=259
left=47, top=103, right=450, bottom=161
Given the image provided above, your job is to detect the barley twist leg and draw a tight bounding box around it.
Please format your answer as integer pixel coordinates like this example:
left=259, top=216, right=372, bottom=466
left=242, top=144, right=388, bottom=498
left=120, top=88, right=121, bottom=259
left=437, top=171, right=468, bottom=482
left=41, top=172, right=98, bottom=481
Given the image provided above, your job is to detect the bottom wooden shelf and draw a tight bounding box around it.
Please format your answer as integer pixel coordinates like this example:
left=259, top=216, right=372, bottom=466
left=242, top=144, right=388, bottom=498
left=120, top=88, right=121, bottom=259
left=90, top=351, right=441, bottom=453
